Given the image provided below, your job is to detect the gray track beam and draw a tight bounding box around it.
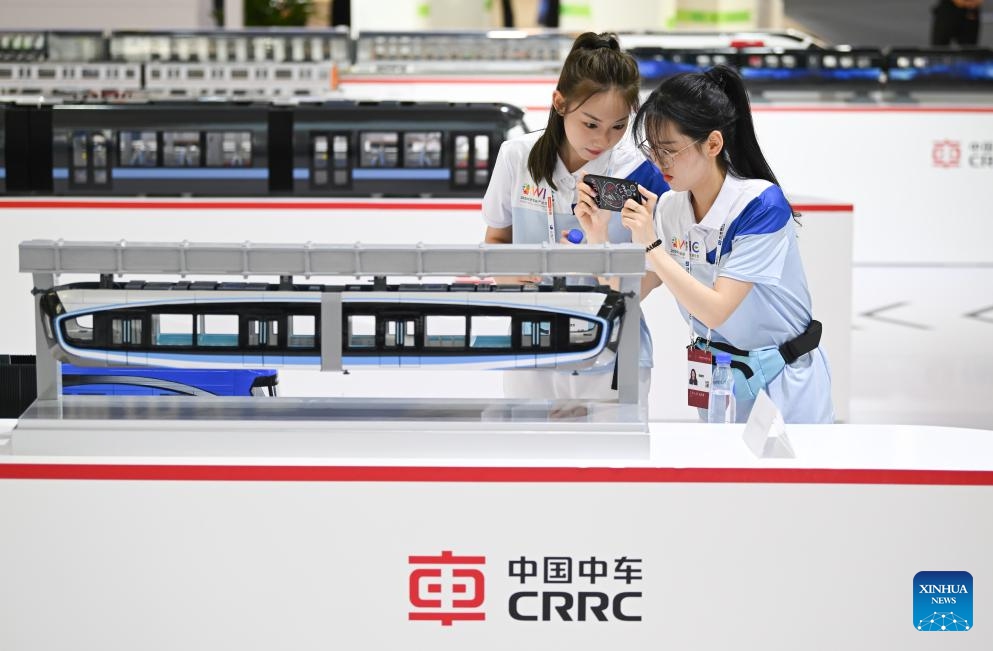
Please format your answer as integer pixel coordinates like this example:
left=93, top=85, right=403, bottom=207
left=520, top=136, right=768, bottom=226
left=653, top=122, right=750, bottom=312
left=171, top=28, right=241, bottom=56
left=19, top=240, right=646, bottom=278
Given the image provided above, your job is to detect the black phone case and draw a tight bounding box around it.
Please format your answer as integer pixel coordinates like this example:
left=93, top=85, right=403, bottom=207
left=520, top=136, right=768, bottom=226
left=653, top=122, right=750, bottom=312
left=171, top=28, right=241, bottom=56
left=584, top=174, right=641, bottom=211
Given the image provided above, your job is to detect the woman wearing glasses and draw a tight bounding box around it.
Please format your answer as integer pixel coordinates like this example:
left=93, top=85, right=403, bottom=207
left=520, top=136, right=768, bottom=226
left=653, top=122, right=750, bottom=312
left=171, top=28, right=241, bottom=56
left=482, top=32, right=668, bottom=401
left=575, top=65, right=833, bottom=423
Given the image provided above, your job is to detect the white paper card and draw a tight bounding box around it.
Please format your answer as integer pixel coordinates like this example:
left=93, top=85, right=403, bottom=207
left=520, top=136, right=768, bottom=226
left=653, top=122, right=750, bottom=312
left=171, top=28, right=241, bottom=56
left=742, top=390, right=795, bottom=459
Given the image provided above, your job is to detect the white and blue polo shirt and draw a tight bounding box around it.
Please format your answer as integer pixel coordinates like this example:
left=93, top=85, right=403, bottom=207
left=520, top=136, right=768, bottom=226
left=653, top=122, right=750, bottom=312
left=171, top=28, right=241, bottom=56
left=654, top=174, right=834, bottom=423
left=483, top=130, right=668, bottom=370
left=483, top=130, right=667, bottom=244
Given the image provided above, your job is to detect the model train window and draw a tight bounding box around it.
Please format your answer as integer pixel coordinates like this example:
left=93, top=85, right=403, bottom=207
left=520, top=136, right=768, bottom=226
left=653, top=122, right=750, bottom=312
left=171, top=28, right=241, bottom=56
left=163, top=131, right=201, bottom=167
left=404, top=132, right=442, bottom=168
left=520, top=320, right=552, bottom=349
left=384, top=318, right=417, bottom=349
left=71, top=133, right=88, bottom=174
left=69, top=130, right=111, bottom=186
left=311, top=133, right=350, bottom=187
left=473, top=135, right=490, bottom=184
left=424, top=315, right=466, bottom=348
left=569, top=318, right=599, bottom=346
left=247, top=318, right=279, bottom=348
left=90, top=133, right=109, bottom=184
left=453, top=135, right=470, bottom=185
left=111, top=316, right=143, bottom=346
left=332, top=134, right=349, bottom=167
left=312, top=134, right=329, bottom=185
left=196, top=314, right=238, bottom=347
left=331, top=134, right=349, bottom=185
left=119, top=131, right=158, bottom=167
left=287, top=314, right=316, bottom=349
left=64, top=314, right=94, bottom=344
left=470, top=315, right=511, bottom=349
left=206, top=131, right=251, bottom=167
left=347, top=315, right=375, bottom=349
left=359, top=132, right=399, bottom=168
left=152, top=313, right=193, bottom=346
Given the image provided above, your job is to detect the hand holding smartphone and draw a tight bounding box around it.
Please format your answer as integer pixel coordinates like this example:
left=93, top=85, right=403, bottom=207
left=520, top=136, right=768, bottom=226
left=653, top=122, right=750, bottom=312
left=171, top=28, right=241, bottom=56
left=583, top=174, right=642, bottom=211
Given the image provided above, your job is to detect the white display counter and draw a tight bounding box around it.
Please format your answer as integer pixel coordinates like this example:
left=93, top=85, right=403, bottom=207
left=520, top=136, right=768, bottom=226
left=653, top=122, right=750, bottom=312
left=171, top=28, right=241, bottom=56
left=0, top=416, right=990, bottom=650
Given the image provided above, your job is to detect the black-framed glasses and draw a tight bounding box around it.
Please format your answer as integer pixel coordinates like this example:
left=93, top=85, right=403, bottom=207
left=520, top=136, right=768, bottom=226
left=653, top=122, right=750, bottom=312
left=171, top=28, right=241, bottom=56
left=637, top=138, right=703, bottom=169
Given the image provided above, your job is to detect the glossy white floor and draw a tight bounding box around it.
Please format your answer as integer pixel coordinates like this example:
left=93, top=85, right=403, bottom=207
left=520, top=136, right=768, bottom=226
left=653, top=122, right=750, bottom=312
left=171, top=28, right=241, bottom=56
left=850, top=264, right=993, bottom=430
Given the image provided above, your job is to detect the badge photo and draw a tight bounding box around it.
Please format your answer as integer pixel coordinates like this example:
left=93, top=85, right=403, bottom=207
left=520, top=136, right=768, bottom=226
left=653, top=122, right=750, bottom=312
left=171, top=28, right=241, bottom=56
left=687, top=346, right=712, bottom=409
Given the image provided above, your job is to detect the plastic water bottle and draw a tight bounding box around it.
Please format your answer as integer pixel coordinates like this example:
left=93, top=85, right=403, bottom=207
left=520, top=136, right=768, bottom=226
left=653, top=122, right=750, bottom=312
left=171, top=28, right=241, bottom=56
left=707, top=352, right=736, bottom=424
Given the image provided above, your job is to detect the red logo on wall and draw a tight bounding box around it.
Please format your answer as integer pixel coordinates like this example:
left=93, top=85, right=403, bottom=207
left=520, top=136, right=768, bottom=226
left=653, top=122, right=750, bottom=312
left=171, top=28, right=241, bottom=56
left=932, top=140, right=962, bottom=168
left=408, top=550, right=486, bottom=626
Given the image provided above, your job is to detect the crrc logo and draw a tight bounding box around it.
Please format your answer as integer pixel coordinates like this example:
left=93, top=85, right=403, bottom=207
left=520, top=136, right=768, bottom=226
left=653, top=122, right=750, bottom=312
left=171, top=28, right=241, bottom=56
left=932, top=140, right=962, bottom=168
left=408, top=550, right=486, bottom=626
left=408, top=551, right=645, bottom=626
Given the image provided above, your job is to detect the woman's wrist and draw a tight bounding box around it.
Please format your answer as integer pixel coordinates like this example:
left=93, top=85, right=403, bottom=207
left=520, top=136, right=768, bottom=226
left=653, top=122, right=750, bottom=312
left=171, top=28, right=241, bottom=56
left=645, top=237, right=663, bottom=253
left=587, top=229, right=610, bottom=245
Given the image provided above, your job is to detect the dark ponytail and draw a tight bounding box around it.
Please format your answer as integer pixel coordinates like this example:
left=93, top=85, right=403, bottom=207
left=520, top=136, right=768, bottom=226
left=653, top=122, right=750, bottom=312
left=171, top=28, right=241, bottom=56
left=528, top=32, right=640, bottom=191
left=633, top=64, right=782, bottom=188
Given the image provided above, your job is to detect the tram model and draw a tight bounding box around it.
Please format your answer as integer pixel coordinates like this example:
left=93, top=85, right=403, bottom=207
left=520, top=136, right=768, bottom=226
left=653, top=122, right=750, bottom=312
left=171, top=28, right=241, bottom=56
left=38, top=280, right=624, bottom=373
left=0, top=99, right=526, bottom=197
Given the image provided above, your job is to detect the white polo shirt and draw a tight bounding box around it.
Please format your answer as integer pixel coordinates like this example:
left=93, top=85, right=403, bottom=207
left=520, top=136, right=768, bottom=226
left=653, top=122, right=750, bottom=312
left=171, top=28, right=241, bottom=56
left=483, top=130, right=667, bottom=244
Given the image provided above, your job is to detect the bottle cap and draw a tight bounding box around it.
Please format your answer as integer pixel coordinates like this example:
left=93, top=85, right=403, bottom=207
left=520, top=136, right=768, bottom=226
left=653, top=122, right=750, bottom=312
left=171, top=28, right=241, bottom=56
left=715, top=352, right=732, bottom=364
left=567, top=229, right=584, bottom=244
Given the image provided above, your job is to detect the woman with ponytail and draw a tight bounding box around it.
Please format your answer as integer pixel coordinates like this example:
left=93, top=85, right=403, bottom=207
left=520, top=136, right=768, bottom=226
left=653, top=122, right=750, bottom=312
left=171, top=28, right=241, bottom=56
left=575, top=64, right=833, bottom=423
left=482, top=31, right=668, bottom=401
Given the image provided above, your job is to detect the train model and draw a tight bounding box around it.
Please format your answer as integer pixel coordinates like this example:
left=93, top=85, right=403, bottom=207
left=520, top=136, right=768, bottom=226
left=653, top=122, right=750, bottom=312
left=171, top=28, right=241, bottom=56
left=38, top=280, right=625, bottom=373
left=0, top=99, right=526, bottom=196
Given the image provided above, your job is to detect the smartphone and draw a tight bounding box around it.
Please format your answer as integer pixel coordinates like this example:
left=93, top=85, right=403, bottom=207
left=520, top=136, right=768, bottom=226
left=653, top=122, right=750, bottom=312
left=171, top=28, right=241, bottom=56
left=584, top=174, right=642, bottom=211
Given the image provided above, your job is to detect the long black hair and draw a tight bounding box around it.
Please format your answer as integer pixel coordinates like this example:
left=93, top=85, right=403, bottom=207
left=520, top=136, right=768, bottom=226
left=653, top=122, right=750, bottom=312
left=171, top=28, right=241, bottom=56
left=633, top=64, right=781, bottom=188
left=527, top=32, right=640, bottom=191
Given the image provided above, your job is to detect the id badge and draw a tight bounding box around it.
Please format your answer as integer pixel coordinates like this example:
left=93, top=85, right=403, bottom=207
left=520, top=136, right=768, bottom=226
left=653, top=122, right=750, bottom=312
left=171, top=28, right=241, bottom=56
left=687, top=346, right=712, bottom=408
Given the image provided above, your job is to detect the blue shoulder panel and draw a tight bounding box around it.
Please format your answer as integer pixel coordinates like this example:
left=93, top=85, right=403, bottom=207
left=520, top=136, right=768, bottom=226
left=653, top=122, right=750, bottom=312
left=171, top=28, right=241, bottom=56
left=626, top=160, right=669, bottom=197
left=709, top=185, right=792, bottom=262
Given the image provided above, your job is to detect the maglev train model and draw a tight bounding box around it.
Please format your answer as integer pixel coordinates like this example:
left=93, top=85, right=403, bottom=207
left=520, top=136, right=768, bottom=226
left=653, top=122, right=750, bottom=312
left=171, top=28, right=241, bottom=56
left=0, top=99, right=526, bottom=197
left=37, top=280, right=624, bottom=372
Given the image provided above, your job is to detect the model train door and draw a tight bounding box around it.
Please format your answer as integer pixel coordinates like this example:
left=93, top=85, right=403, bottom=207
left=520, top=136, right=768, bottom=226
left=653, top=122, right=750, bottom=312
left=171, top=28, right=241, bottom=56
left=516, top=317, right=553, bottom=369
left=380, top=312, right=420, bottom=367
left=243, top=314, right=282, bottom=366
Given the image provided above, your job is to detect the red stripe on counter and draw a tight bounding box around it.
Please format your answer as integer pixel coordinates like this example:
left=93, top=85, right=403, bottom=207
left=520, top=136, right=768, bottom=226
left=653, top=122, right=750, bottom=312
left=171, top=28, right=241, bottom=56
left=0, top=464, right=990, bottom=485
left=793, top=203, right=854, bottom=212
left=0, top=199, right=852, bottom=212
left=526, top=105, right=993, bottom=114
left=751, top=106, right=993, bottom=113
left=0, top=200, right=483, bottom=211
left=342, top=76, right=557, bottom=84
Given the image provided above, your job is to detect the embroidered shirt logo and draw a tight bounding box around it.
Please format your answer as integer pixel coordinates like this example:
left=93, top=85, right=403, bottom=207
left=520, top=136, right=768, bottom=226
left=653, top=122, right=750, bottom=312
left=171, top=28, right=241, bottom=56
left=519, top=183, right=549, bottom=208
left=669, top=236, right=702, bottom=259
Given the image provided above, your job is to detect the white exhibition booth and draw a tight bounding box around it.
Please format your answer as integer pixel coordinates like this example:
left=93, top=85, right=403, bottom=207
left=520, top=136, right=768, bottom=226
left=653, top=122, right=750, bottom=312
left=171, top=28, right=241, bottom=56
left=2, top=54, right=992, bottom=651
